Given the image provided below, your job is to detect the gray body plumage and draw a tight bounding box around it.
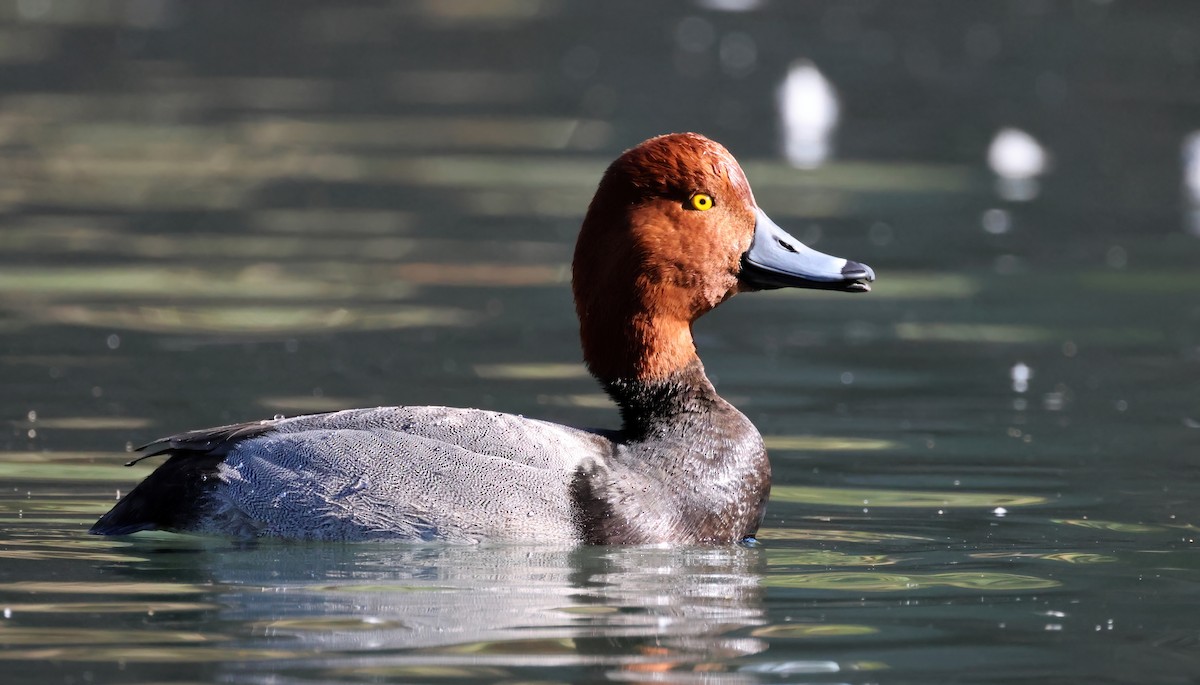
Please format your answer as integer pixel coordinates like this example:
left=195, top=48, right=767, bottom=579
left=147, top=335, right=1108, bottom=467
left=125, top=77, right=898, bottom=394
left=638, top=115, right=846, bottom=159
left=195, top=407, right=611, bottom=542
left=91, top=363, right=772, bottom=544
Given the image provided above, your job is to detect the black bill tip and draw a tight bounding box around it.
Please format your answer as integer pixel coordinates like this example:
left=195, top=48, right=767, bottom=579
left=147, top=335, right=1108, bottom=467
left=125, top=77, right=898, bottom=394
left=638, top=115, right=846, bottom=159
left=841, top=260, right=876, bottom=292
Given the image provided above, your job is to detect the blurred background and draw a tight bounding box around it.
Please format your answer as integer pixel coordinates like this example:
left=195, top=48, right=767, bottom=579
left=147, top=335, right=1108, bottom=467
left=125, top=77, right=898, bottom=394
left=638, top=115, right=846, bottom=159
left=1, top=2, right=1199, bottom=683
left=2, top=0, right=1196, bottom=425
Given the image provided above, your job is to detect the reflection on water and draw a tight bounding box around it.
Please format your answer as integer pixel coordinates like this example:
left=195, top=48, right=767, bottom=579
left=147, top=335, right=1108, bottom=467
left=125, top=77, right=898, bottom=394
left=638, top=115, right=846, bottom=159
left=2, top=1, right=1200, bottom=683
left=1, top=542, right=773, bottom=681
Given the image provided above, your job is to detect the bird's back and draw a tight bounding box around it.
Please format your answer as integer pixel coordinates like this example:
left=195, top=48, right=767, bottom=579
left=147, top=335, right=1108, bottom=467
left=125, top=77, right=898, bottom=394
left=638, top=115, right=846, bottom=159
left=91, top=407, right=612, bottom=542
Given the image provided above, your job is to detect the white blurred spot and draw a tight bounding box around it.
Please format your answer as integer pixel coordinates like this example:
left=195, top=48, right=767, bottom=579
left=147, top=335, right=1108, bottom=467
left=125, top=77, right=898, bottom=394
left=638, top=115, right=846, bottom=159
left=778, top=61, right=839, bottom=169
left=1184, top=132, right=1200, bottom=200
left=989, top=128, right=1047, bottom=176
left=1010, top=362, right=1031, bottom=393
left=989, top=128, right=1048, bottom=201
left=1182, top=131, right=1200, bottom=236
left=993, top=507, right=1008, bottom=517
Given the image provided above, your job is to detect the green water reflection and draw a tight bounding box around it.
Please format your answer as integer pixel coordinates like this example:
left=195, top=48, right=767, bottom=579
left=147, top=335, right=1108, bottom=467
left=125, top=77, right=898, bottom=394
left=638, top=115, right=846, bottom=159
left=770, top=485, right=1045, bottom=509
left=763, top=571, right=1061, bottom=592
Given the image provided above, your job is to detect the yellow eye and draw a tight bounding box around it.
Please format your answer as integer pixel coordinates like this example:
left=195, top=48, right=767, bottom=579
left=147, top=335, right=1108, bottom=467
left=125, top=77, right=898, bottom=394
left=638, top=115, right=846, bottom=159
left=689, top=193, right=714, bottom=211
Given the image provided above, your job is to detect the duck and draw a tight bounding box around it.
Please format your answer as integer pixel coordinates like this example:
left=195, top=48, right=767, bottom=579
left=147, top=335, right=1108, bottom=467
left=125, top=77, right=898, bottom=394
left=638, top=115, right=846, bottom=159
left=90, top=133, right=875, bottom=544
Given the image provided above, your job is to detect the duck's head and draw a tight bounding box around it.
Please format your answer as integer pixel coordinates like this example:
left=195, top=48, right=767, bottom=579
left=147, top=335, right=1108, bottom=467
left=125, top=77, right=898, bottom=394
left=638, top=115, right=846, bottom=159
left=573, top=132, right=875, bottom=383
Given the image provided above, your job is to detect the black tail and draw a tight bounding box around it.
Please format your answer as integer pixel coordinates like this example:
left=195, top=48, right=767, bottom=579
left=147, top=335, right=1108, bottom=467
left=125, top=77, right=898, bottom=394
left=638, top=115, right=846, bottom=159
left=90, top=419, right=277, bottom=535
left=89, top=452, right=226, bottom=535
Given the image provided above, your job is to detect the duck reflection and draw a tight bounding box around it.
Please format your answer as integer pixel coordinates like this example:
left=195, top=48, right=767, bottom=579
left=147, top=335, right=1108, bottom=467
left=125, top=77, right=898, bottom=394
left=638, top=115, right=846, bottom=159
left=103, top=541, right=769, bottom=682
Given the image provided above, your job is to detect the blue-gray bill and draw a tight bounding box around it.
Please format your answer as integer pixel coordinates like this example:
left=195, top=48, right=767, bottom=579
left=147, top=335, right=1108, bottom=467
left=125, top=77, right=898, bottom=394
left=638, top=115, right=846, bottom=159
left=739, top=207, right=875, bottom=292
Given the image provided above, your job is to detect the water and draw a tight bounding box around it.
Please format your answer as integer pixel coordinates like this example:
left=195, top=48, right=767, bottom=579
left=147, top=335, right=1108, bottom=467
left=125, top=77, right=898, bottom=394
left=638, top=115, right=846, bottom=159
left=2, top=2, right=1199, bottom=682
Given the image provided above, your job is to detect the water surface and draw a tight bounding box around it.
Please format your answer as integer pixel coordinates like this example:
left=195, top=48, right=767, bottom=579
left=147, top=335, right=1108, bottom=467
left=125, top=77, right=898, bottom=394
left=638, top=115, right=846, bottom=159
left=2, top=2, right=1199, bottom=683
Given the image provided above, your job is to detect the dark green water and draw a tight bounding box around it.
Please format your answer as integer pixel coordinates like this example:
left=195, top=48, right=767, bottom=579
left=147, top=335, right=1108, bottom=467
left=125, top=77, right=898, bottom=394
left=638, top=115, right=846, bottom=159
left=2, top=2, right=1199, bottom=683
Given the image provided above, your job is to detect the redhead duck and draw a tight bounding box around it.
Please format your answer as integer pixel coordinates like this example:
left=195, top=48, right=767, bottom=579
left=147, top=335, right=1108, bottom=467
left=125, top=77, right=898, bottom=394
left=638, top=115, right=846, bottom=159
left=90, top=133, right=874, bottom=544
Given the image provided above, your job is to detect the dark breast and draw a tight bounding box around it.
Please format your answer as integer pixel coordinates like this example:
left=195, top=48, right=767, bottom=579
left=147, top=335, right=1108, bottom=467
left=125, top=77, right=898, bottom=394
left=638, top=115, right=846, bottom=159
left=570, top=361, right=771, bottom=544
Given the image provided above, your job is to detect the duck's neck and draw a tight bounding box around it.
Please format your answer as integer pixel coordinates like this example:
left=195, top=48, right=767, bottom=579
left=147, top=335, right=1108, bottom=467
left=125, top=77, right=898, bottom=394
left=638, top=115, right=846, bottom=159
left=600, top=358, right=733, bottom=438
left=580, top=309, right=699, bottom=382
